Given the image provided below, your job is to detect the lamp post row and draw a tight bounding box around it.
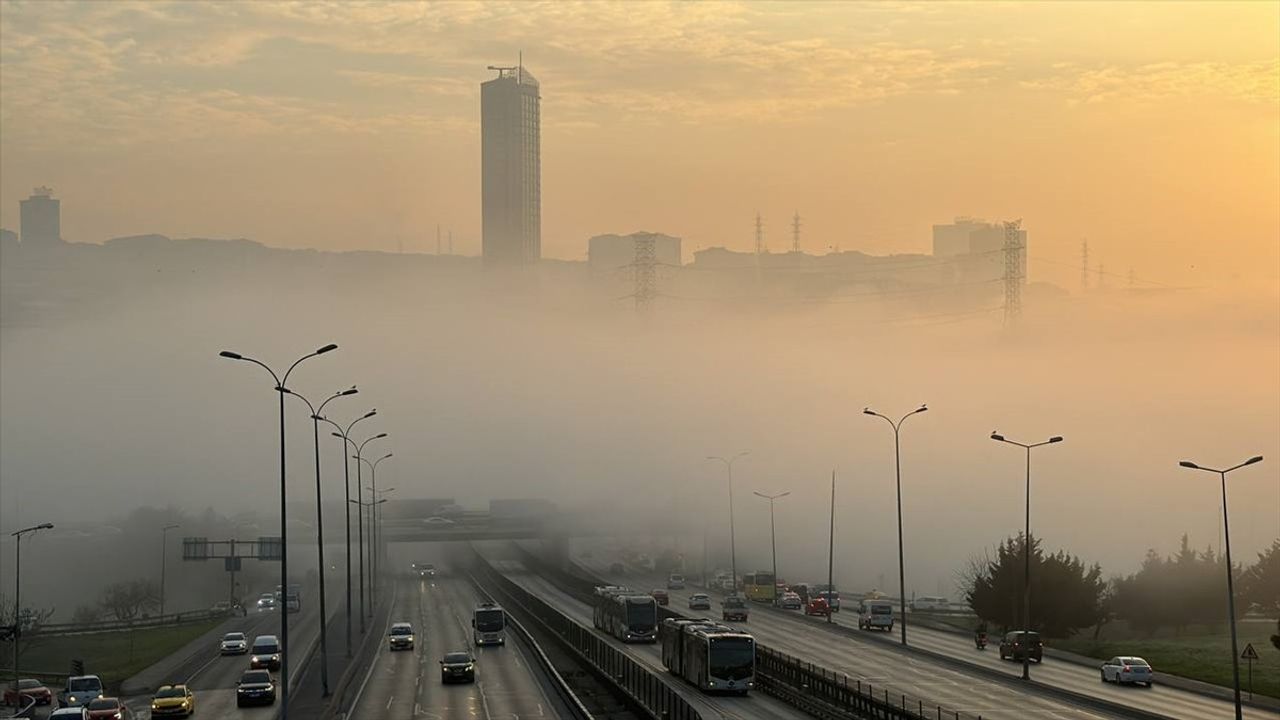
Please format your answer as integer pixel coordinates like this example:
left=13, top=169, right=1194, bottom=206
left=217, top=344, right=394, bottom=718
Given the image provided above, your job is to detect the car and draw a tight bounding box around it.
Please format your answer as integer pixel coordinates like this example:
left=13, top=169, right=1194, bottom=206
left=256, top=594, right=277, bottom=612
left=816, top=589, right=841, bottom=612
left=1100, top=656, right=1154, bottom=686
left=998, top=631, right=1044, bottom=663
left=3, top=678, right=52, bottom=706
left=250, top=634, right=282, bottom=670
left=220, top=631, right=249, bottom=655
left=86, top=697, right=128, bottom=719
left=688, top=593, right=712, bottom=610
left=805, top=596, right=830, bottom=616
left=58, top=675, right=104, bottom=708
left=150, top=684, right=195, bottom=717
left=910, top=596, right=950, bottom=612
left=721, top=595, right=749, bottom=622
left=423, top=516, right=455, bottom=525
left=666, top=573, right=685, bottom=589
left=235, top=670, right=276, bottom=707
left=49, top=709, right=90, bottom=719
left=389, top=622, right=415, bottom=651
left=210, top=600, right=232, bottom=614
left=417, top=563, right=437, bottom=578
left=778, top=591, right=802, bottom=610
left=440, top=651, right=476, bottom=683
left=651, top=589, right=670, bottom=605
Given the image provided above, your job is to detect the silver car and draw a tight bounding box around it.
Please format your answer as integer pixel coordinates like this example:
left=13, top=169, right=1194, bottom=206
left=688, top=593, right=712, bottom=610
left=220, top=631, right=248, bottom=655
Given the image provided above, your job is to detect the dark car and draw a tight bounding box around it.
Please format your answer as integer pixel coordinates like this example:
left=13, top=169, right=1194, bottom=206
left=998, top=631, right=1043, bottom=662
left=236, top=670, right=276, bottom=706
left=3, top=678, right=52, bottom=706
left=250, top=635, right=281, bottom=670
left=440, top=651, right=476, bottom=683
left=86, top=697, right=128, bottom=720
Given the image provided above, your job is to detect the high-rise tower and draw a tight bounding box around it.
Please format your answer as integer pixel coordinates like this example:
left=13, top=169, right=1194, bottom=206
left=481, top=61, right=540, bottom=266
left=20, top=186, right=61, bottom=244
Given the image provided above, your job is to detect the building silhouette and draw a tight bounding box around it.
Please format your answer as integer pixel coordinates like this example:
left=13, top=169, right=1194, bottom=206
left=481, top=63, right=540, bottom=266
left=20, top=187, right=61, bottom=244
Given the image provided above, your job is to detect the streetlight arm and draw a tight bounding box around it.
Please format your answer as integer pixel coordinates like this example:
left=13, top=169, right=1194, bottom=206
left=315, top=387, right=358, bottom=418
left=220, top=353, right=281, bottom=386
left=280, top=344, right=338, bottom=388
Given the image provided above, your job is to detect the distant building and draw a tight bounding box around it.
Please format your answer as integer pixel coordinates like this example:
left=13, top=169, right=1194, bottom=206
left=931, top=217, right=1026, bottom=282
left=20, top=187, right=61, bottom=244
left=588, top=232, right=682, bottom=272
left=481, top=64, right=540, bottom=266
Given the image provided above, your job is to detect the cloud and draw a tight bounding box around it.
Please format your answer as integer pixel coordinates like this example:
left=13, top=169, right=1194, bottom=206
left=1024, top=60, right=1280, bottom=106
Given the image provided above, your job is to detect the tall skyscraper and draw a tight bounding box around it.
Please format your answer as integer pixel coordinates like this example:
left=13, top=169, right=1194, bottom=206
left=20, top=186, right=61, bottom=244
left=481, top=62, right=540, bottom=266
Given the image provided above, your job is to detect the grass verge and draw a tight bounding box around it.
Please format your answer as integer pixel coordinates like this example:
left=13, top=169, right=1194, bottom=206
left=1055, top=620, right=1279, bottom=700
left=7, top=619, right=224, bottom=689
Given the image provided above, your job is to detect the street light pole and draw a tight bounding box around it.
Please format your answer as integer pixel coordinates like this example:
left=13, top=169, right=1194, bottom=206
left=323, top=410, right=375, bottom=657
left=991, top=431, right=1063, bottom=681
left=863, top=405, right=927, bottom=646
left=1179, top=455, right=1264, bottom=720
left=707, top=452, right=749, bottom=592
left=752, top=491, right=790, bottom=605
left=282, top=386, right=357, bottom=698
left=353, top=432, right=388, bottom=623
left=11, top=523, right=53, bottom=706
left=219, top=342, right=338, bottom=719
left=360, top=455, right=393, bottom=611
left=159, top=524, right=180, bottom=617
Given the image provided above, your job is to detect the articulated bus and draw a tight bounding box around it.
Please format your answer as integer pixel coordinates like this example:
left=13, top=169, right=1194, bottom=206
left=741, top=572, right=776, bottom=603
left=472, top=602, right=506, bottom=646
left=593, top=586, right=658, bottom=643
left=660, top=618, right=755, bottom=694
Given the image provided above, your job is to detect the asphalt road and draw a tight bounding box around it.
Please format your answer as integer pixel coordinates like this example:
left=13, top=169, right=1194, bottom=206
left=582, top=556, right=1275, bottom=720
left=347, top=565, right=560, bottom=720
left=476, top=544, right=809, bottom=720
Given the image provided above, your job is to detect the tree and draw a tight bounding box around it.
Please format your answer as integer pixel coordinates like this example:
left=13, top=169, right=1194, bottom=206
left=0, top=592, right=56, bottom=663
left=963, top=534, right=1107, bottom=638
left=1240, top=539, right=1280, bottom=616
left=71, top=605, right=103, bottom=625
left=1111, top=534, right=1249, bottom=636
left=99, top=579, right=159, bottom=621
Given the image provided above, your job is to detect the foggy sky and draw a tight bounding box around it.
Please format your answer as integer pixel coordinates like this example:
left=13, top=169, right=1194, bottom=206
left=0, top=1, right=1277, bottom=290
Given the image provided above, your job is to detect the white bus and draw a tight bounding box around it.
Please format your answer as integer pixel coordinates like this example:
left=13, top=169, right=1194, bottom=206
left=472, top=602, right=506, bottom=646
left=660, top=618, right=755, bottom=694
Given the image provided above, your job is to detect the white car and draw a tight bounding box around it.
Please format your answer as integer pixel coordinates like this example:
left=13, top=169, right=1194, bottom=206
left=423, top=517, right=455, bottom=525
left=256, top=594, right=277, bottom=612
left=1100, top=656, right=1154, bottom=686
left=667, top=574, right=685, bottom=589
left=220, top=631, right=249, bottom=655
left=688, top=593, right=712, bottom=610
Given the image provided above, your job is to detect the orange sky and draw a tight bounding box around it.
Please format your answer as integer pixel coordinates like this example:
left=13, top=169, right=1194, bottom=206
left=1, top=1, right=1277, bottom=290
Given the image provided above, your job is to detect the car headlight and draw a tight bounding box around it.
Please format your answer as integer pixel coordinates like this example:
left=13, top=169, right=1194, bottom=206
left=69, top=696, right=76, bottom=703
left=465, top=664, right=474, bottom=671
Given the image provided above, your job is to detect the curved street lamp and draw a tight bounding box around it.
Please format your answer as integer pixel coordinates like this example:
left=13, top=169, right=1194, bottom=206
left=10, top=522, right=53, bottom=701
left=218, top=342, right=337, bottom=719
left=752, top=491, right=790, bottom=605
left=706, top=451, right=749, bottom=593
left=353, top=432, right=388, bottom=621
left=864, top=404, right=927, bottom=646
left=1179, top=454, right=1263, bottom=720
left=159, top=524, right=180, bottom=617
left=281, top=385, right=357, bottom=697
left=990, top=431, right=1063, bottom=681
left=322, top=408, right=375, bottom=653
left=360, top=455, right=394, bottom=612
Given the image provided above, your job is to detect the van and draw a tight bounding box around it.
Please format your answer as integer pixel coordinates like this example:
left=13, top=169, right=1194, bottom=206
left=858, top=599, right=894, bottom=631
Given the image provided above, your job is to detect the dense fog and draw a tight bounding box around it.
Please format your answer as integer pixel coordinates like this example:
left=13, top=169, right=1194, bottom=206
left=2, top=246, right=1276, bottom=614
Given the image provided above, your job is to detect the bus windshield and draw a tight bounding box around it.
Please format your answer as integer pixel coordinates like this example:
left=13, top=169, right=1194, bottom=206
left=709, top=637, right=754, bottom=680
left=475, top=609, right=504, bottom=632
left=626, top=600, right=656, bottom=627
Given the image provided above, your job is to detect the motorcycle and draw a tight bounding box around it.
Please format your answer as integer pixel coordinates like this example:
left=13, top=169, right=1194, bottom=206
left=974, top=632, right=988, bottom=650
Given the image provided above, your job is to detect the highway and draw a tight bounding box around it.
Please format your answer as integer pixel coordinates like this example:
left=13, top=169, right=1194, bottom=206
left=346, top=562, right=562, bottom=720
left=476, top=543, right=810, bottom=720
left=580, top=553, right=1275, bottom=720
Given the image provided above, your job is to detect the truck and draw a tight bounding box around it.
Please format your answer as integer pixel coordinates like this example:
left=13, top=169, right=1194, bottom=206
left=721, top=595, right=749, bottom=622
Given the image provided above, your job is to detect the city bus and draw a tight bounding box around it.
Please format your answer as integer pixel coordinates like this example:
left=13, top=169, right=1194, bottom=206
left=660, top=618, right=755, bottom=694
left=593, top=588, right=658, bottom=643
left=472, top=602, right=506, bottom=646
left=741, top=571, right=776, bottom=603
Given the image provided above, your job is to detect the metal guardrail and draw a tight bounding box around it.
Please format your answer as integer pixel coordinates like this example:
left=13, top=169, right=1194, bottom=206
left=466, top=571, right=594, bottom=720
left=0, top=696, right=36, bottom=720
left=30, top=609, right=231, bottom=636
left=470, top=549, right=700, bottom=720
